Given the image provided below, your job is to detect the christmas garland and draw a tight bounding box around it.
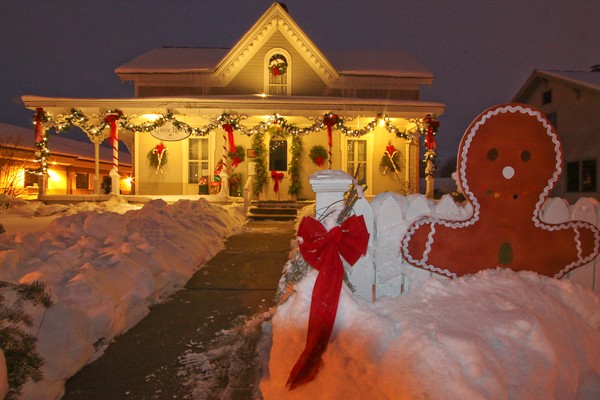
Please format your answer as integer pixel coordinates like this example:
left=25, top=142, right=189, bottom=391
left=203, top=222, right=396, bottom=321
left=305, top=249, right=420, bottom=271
left=228, top=145, right=245, bottom=168
left=268, top=54, right=288, bottom=76
left=309, top=145, right=328, bottom=167
left=251, top=128, right=268, bottom=196
left=288, top=135, right=303, bottom=196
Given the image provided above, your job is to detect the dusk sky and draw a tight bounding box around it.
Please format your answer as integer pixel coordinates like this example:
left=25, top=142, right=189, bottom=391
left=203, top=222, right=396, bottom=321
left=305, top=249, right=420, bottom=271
left=1, top=0, right=599, bottom=164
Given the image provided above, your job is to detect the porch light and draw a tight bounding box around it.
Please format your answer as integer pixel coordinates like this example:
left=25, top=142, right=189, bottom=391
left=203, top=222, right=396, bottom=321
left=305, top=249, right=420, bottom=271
left=142, top=114, right=161, bottom=121
left=257, top=93, right=268, bottom=98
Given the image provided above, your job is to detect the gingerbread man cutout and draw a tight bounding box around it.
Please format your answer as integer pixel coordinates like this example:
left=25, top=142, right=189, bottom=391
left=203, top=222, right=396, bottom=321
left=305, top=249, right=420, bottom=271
left=402, top=103, right=599, bottom=278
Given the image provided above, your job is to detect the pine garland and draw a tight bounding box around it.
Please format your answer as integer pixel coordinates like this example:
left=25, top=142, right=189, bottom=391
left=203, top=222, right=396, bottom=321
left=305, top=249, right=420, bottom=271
left=251, top=129, right=268, bottom=196
left=0, top=280, right=52, bottom=400
left=288, top=135, right=303, bottom=196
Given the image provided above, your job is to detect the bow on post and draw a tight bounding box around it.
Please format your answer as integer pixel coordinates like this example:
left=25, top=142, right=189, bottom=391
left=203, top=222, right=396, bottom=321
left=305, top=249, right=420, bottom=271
left=423, top=115, right=439, bottom=150
left=34, top=108, right=44, bottom=143
left=271, top=170, right=284, bottom=193
left=323, top=113, right=339, bottom=169
left=104, top=111, right=122, bottom=144
left=222, top=124, right=236, bottom=153
left=287, top=214, right=369, bottom=390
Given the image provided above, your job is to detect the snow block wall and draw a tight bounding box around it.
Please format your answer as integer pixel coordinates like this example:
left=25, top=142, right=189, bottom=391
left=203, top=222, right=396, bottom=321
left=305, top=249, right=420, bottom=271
left=345, top=193, right=600, bottom=300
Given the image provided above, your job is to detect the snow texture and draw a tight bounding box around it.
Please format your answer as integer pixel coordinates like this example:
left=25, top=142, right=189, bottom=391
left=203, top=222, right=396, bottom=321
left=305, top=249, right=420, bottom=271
left=0, top=196, right=245, bottom=399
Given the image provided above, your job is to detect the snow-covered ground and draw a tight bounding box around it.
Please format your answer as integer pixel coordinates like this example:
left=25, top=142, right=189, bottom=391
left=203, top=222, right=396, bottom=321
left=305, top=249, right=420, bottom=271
left=0, top=195, right=246, bottom=399
left=1, top=194, right=599, bottom=399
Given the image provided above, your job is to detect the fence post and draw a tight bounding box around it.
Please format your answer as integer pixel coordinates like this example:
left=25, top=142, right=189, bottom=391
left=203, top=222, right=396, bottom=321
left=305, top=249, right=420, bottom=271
left=309, top=170, right=353, bottom=220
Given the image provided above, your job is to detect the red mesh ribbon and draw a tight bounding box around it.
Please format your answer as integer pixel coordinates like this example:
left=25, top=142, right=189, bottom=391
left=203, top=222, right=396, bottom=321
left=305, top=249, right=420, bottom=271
left=34, top=108, right=44, bottom=143
left=287, top=215, right=369, bottom=390
left=271, top=170, right=284, bottom=193
left=423, top=115, right=439, bottom=150
left=104, top=112, right=121, bottom=144
left=222, top=124, right=236, bottom=153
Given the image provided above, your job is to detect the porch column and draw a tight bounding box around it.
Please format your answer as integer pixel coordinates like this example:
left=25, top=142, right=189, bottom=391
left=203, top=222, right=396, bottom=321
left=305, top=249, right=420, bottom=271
left=33, top=108, right=48, bottom=197
left=108, top=120, right=120, bottom=195
left=309, top=170, right=353, bottom=221
left=94, top=142, right=101, bottom=194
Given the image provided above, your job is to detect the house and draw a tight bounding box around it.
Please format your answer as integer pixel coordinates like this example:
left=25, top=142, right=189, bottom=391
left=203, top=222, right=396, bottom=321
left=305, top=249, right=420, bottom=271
left=21, top=3, right=444, bottom=201
left=513, top=67, right=600, bottom=203
left=0, top=123, right=132, bottom=197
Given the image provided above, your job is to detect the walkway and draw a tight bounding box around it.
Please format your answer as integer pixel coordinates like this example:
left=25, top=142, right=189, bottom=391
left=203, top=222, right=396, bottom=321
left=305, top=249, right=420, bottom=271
left=62, top=220, right=296, bottom=400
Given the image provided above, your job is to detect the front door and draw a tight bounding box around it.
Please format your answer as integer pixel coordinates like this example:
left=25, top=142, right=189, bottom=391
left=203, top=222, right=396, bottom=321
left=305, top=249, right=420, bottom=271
left=266, top=136, right=289, bottom=200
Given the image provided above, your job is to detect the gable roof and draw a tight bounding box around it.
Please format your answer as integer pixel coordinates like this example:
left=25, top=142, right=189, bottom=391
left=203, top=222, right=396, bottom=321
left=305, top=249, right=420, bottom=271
left=115, top=3, right=433, bottom=83
left=513, top=69, right=600, bottom=101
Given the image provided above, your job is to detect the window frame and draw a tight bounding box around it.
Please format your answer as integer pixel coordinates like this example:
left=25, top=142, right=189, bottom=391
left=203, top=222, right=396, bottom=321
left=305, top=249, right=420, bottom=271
left=264, top=48, right=292, bottom=96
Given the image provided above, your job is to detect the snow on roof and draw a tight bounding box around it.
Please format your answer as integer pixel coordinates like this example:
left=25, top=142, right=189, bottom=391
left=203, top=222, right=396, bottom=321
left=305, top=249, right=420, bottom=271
left=324, top=49, right=433, bottom=78
left=115, top=47, right=229, bottom=74
left=115, top=46, right=433, bottom=78
left=0, top=122, right=131, bottom=164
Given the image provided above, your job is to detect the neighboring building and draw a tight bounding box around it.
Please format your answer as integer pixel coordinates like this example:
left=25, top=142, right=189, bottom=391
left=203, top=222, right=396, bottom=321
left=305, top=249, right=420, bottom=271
left=21, top=3, right=444, bottom=201
left=513, top=67, right=600, bottom=202
left=0, top=123, right=132, bottom=197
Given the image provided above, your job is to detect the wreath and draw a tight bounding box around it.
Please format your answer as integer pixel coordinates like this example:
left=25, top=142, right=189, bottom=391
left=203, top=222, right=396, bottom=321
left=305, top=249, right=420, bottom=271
left=147, top=143, right=168, bottom=174
left=268, top=54, right=288, bottom=76
left=228, top=145, right=246, bottom=168
left=380, top=143, right=401, bottom=175
left=309, top=145, right=328, bottom=167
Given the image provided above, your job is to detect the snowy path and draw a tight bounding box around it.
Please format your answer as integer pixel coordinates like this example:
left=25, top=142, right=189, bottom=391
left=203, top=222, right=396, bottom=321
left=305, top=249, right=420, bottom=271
left=61, top=221, right=295, bottom=400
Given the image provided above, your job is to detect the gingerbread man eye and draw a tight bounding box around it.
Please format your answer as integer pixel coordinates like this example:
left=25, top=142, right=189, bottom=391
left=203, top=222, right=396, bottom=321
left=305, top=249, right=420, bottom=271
left=487, top=148, right=499, bottom=161
left=521, top=150, right=531, bottom=162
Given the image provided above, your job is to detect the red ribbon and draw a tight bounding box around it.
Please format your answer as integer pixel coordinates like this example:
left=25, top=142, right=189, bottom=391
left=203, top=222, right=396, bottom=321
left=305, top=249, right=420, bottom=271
left=273, top=66, right=280, bottom=76
left=222, top=124, right=236, bottom=153
left=423, top=115, right=439, bottom=150
left=155, top=142, right=165, bottom=155
left=315, top=156, right=324, bottom=167
left=386, top=144, right=396, bottom=155
left=271, top=170, right=284, bottom=193
left=323, top=114, right=338, bottom=151
left=287, top=215, right=369, bottom=390
left=34, top=107, right=44, bottom=143
left=231, top=156, right=241, bottom=168
left=104, top=112, right=121, bottom=144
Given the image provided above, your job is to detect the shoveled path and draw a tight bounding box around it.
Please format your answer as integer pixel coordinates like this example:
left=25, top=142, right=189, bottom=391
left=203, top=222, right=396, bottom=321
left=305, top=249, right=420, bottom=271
left=62, top=220, right=296, bottom=400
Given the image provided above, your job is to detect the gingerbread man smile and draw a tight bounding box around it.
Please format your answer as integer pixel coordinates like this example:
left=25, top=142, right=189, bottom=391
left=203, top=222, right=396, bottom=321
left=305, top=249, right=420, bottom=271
left=402, top=103, right=600, bottom=278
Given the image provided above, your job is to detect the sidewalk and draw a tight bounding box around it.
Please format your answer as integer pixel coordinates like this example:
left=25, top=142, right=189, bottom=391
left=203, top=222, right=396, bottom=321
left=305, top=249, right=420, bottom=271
left=62, top=220, right=296, bottom=400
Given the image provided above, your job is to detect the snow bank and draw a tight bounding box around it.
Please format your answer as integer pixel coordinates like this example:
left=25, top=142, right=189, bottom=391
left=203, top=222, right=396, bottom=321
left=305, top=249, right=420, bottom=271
left=0, top=197, right=246, bottom=399
left=261, top=268, right=600, bottom=399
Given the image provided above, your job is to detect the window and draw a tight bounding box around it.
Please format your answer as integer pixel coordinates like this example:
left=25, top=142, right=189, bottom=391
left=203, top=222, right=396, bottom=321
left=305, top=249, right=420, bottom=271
left=269, top=139, right=288, bottom=171
left=188, top=137, right=210, bottom=183
left=24, top=170, right=38, bottom=187
left=542, top=90, right=552, bottom=104
left=75, top=173, right=89, bottom=190
left=347, top=139, right=367, bottom=183
left=567, top=159, right=597, bottom=192
left=265, top=50, right=291, bottom=95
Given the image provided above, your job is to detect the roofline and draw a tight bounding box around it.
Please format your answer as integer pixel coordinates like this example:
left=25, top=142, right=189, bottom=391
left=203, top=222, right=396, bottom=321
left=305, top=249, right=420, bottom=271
left=513, top=69, right=600, bottom=101
left=22, top=95, right=445, bottom=119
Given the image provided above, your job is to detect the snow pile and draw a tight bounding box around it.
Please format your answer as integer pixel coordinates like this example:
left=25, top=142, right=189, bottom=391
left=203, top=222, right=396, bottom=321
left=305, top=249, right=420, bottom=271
left=0, top=197, right=245, bottom=399
left=261, top=268, right=600, bottom=399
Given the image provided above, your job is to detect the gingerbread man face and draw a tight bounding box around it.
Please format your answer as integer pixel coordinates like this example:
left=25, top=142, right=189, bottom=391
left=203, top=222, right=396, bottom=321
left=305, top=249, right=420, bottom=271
left=402, top=103, right=599, bottom=278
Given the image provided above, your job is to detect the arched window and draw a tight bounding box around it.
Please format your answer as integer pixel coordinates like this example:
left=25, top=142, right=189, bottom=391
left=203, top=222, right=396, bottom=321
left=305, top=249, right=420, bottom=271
left=265, top=49, right=291, bottom=95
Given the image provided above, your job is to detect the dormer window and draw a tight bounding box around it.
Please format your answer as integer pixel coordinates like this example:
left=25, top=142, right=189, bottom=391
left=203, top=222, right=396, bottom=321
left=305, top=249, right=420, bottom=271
left=265, top=50, right=291, bottom=95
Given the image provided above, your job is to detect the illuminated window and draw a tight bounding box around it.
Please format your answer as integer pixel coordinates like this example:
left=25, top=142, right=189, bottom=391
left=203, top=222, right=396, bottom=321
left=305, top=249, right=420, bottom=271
left=24, top=170, right=38, bottom=187
left=265, top=50, right=291, bottom=95
left=347, top=139, right=367, bottom=183
left=188, top=137, right=209, bottom=183
left=269, top=139, right=288, bottom=171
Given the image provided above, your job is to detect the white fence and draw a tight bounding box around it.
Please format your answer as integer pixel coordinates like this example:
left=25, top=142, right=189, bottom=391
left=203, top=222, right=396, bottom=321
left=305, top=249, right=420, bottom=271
left=310, top=171, right=600, bottom=300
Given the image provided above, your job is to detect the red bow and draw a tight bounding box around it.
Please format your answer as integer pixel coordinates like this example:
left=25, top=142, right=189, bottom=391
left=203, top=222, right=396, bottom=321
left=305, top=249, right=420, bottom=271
left=104, top=111, right=121, bottom=144
left=222, top=124, right=236, bottom=153
left=34, top=108, right=44, bottom=143
left=155, top=143, right=165, bottom=155
left=271, top=170, right=284, bottom=193
left=386, top=144, right=396, bottom=155
left=272, top=66, right=280, bottom=76
left=287, top=215, right=369, bottom=390
left=315, top=156, right=324, bottom=167
left=423, top=115, right=439, bottom=150
left=231, top=156, right=241, bottom=168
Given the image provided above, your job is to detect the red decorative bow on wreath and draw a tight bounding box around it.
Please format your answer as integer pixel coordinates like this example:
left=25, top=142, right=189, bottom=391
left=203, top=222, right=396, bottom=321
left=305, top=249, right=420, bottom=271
left=315, top=156, right=324, bottom=167
left=287, top=214, right=369, bottom=390
left=271, top=170, right=284, bottom=193
left=222, top=124, right=236, bottom=153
